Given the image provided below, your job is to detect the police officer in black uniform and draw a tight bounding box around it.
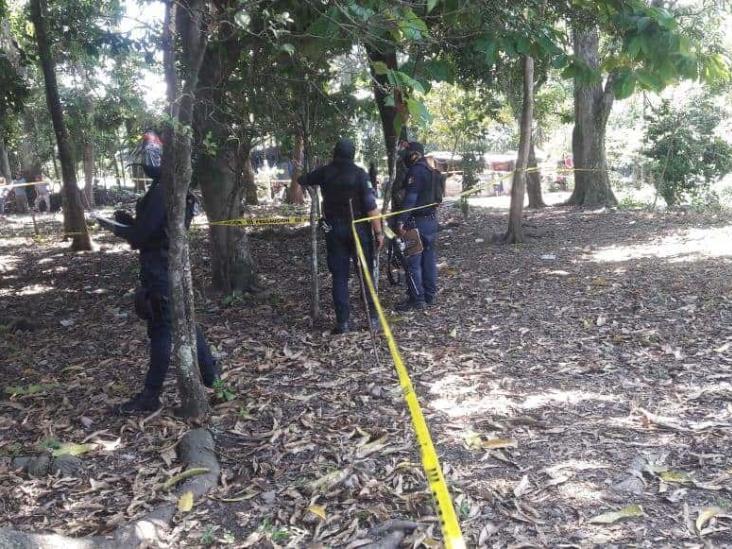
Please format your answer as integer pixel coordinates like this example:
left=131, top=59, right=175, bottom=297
left=99, top=131, right=219, bottom=413
left=395, top=142, right=438, bottom=310
left=300, top=138, right=384, bottom=334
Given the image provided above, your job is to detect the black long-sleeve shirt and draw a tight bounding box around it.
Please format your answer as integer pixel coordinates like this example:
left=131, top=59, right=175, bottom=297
left=114, top=181, right=168, bottom=251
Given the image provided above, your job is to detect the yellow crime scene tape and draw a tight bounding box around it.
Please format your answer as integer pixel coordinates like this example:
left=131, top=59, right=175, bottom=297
left=351, top=223, right=466, bottom=549
left=346, top=164, right=599, bottom=545
left=208, top=216, right=310, bottom=227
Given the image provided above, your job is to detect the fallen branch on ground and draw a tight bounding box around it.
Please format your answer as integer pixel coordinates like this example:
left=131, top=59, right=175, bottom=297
left=0, top=428, right=219, bottom=549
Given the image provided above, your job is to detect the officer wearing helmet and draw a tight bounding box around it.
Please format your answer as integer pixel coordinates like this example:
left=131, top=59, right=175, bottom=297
left=300, top=138, right=384, bottom=334
left=98, top=130, right=219, bottom=413
left=395, top=141, right=438, bottom=310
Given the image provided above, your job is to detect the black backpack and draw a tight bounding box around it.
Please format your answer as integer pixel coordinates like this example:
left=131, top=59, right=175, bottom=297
left=429, top=165, right=446, bottom=204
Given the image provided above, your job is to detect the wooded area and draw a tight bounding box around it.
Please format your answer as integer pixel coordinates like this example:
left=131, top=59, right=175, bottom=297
left=1, top=0, right=732, bottom=547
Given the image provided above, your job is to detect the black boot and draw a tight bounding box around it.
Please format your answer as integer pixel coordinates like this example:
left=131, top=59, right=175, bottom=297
left=331, top=322, right=350, bottom=335
left=116, top=388, right=161, bottom=414
left=368, top=316, right=381, bottom=332
left=200, top=360, right=221, bottom=388
left=395, top=299, right=425, bottom=312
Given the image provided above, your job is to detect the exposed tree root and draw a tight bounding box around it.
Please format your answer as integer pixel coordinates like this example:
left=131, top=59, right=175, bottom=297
left=0, top=428, right=219, bottom=549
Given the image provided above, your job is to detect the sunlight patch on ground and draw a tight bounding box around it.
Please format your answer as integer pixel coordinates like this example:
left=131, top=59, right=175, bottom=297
left=589, top=225, right=732, bottom=263
left=17, top=284, right=56, bottom=296
left=431, top=387, right=618, bottom=418
left=0, top=253, right=20, bottom=272
left=544, top=459, right=611, bottom=476
left=557, top=480, right=606, bottom=503
left=522, top=389, right=619, bottom=410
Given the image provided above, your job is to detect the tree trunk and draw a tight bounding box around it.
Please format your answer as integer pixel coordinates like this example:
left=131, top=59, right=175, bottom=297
left=526, top=138, right=545, bottom=208
left=504, top=55, right=534, bottom=244
left=83, top=140, right=95, bottom=207
left=191, top=23, right=258, bottom=294
left=47, top=130, right=60, bottom=182
left=161, top=0, right=209, bottom=419
left=243, top=156, right=258, bottom=205
left=29, top=0, right=91, bottom=251
left=0, top=137, right=11, bottom=183
left=78, top=66, right=95, bottom=208
left=566, top=25, right=617, bottom=208
left=197, top=145, right=258, bottom=293
left=112, top=147, right=122, bottom=188
left=367, top=47, right=407, bottom=214
left=287, top=131, right=305, bottom=204
left=307, top=185, right=320, bottom=320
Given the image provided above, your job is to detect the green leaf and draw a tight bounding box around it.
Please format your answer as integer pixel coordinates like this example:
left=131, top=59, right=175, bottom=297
left=52, top=442, right=95, bottom=457
left=515, top=36, right=530, bottom=55
left=474, top=37, right=498, bottom=65
left=279, top=43, right=295, bottom=56
left=393, top=71, right=425, bottom=94
left=636, top=16, right=652, bottom=32
left=177, top=491, right=194, bottom=512
left=4, top=383, right=58, bottom=396
left=626, top=36, right=642, bottom=59
left=423, top=59, right=452, bottom=82
left=551, top=53, right=569, bottom=69
left=427, top=0, right=438, bottom=13
left=406, top=98, right=432, bottom=124
left=589, top=504, right=644, bottom=524
left=636, top=70, right=663, bottom=90
left=613, top=71, right=637, bottom=99
left=697, top=507, right=723, bottom=533
left=383, top=94, right=396, bottom=108
left=659, top=470, right=693, bottom=484
left=371, top=61, right=389, bottom=75
left=162, top=467, right=210, bottom=491
left=398, top=8, right=428, bottom=41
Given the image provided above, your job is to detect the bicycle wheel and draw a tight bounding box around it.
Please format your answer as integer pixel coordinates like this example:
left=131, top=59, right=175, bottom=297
left=386, top=239, right=402, bottom=286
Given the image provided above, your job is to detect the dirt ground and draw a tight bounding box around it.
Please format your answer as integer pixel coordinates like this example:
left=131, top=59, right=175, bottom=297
left=2, top=198, right=732, bottom=548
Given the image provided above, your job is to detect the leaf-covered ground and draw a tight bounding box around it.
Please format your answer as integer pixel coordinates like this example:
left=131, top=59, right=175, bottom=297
left=2, top=198, right=732, bottom=547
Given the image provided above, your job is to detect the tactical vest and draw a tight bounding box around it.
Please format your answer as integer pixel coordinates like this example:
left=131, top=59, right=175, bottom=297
left=320, top=161, right=368, bottom=222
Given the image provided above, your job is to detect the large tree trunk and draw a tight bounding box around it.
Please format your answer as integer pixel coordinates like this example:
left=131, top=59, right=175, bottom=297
left=79, top=71, right=95, bottom=208
left=526, top=138, right=545, bottom=209
left=566, top=25, right=617, bottom=208
left=197, top=145, right=257, bottom=293
left=0, top=21, right=29, bottom=213
left=244, top=159, right=258, bottom=205
left=287, top=131, right=305, bottom=204
left=29, top=0, right=91, bottom=251
left=367, top=48, right=408, bottom=214
left=504, top=55, right=534, bottom=244
left=161, top=0, right=209, bottom=419
left=0, top=137, right=11, bottom=183
left=82, top=141, right=95, bottom=207
left=192, top=24, right=258, bottom=294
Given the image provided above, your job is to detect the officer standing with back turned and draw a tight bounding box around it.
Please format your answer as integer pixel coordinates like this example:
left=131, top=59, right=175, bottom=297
left=98, top=131, right=220, bottom=413
left=395, top=141, right=438, bottom=310
left=300, top=138, right=384, bottom=334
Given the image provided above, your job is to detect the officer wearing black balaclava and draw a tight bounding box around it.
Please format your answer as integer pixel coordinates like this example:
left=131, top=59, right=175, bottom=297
left=98, top=131, right=219, bottom=413
left=300, top=138, right=384, bottom=334
left=395, top=141, right=438, bottom=310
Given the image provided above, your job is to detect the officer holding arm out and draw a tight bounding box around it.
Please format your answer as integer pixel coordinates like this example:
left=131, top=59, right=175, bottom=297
left=99, top=131, right=219, bottom=413
left=300, top=138, right=384, bottom=334
left=395, top=141, right=438, bottom=310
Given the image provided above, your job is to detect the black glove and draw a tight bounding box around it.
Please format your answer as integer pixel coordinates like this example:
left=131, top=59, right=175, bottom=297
left=114, top=210, right=135, bottom=226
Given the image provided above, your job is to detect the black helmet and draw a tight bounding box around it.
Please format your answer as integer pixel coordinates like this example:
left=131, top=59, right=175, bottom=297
left=406, top=141, right=424, bottom=155
left=128, top=130, right=162, bottom=179
left=333, top=138, right=356, bottom=162
left=404, top=141, right=424, bottom=167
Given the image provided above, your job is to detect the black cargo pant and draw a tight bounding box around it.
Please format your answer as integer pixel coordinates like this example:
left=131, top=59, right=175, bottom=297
left=325, top=220, right=375, bottom=325
left=138, top=250, right=218, bottom=392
